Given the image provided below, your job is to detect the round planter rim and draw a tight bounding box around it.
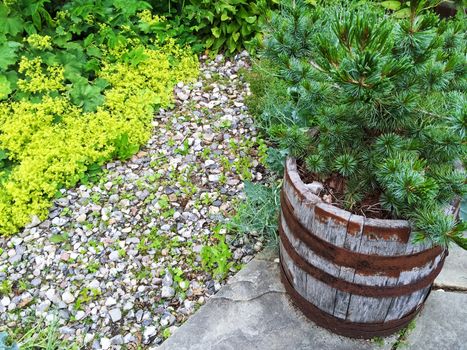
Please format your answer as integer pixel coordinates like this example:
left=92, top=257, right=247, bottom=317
left=285, top=157, right=459, bottom=230
left=285, top=156, right=413, bottom=228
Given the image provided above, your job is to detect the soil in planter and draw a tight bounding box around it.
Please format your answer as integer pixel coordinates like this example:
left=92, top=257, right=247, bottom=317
left=296, top=159, right=394, bottom=220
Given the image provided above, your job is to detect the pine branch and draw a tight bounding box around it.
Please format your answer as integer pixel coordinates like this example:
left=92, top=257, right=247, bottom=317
left=261, top=0, right=466, bottom=248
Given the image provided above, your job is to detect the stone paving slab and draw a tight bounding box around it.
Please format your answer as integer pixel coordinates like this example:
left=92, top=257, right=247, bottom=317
left=434, top=245, right=467, bottom=290
left=159, top=246, right=466, bottom=350
left=159, top=255, right=395, bottom=350
left=405, top=290, right=467, bottom=350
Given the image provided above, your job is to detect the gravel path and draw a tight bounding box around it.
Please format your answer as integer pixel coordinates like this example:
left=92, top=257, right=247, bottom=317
left=0, top=53, right=266, bottom=349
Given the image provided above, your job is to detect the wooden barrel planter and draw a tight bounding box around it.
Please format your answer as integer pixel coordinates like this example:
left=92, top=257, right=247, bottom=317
left=279, top=158, right=451, bottom=339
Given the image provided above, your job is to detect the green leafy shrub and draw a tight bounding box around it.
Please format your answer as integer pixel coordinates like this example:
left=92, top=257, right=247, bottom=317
left=0, top=0, right=199, bottom=235
left=183, top=0, right=279, bottom=54
left=261, top=0, right=466, bottom=248
left=151, top=0, right=279, bottom=55
left=379, top=0, right=464, bottom=18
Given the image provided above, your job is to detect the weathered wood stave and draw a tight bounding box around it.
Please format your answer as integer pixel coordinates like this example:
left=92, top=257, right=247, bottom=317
left=279, top=158, right=447, bottom=338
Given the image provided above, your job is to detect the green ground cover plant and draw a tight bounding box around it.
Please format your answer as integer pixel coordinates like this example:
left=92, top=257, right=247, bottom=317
left=0, top=0, right=199, bottom=235
left=229, top=181, right=281, bottom=244
left=201, top=226, right=234, bottom=280
left=0, top=318, right=80, bottom=350
left=251, top=0, right=466, bottom=248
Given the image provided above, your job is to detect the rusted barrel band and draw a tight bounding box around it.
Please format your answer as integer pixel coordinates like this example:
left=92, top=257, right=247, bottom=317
left=279, top=261, right=426, bottom=339
left=281, top=189, right=444, bottom=274
left=279, top=224, right=445, bottom=297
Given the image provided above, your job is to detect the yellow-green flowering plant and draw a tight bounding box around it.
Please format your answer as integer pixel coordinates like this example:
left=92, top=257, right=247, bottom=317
left=0, top=0, right=199, bottom=235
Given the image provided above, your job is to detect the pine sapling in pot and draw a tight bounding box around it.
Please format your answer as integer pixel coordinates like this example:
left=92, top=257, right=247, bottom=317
left=266, top=0, right=466, bottom=248
left=260, top=0, right=466, bottom=338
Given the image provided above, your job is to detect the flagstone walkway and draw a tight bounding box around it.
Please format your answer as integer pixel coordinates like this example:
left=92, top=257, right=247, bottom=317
left=159, top=246, right=467, bottom=350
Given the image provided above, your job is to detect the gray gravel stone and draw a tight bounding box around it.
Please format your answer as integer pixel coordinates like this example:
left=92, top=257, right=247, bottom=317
left=26, top=215, right=41, bottom=228
left=45, top=289, right=59, bottom=303
left=161, top=286, right=175, bottom=299
left=109, top=194, right=119, bottom=204
left=105, top=297, right=117, bottom=307
left=109, top=308, right=122, bottom=322
left=62, top=291, right=75, bottom=304
left=108, top=250, right=120, bottom=261
left=36, top=300, right=51, bottom=313
left=144, top=326, right=158, bottom=341
left=76, top=213, right=87, bottom=223
left=111, top=334, right=124, bottom=345
left=100, top=337, right=111, bottom=350
left=124, top=334, right=136, bottom=344
left=1, top=296, right=10, bottom=307
left=51, top=217, right=68, bottom=227
left=75, top=310, right=86, bottom=321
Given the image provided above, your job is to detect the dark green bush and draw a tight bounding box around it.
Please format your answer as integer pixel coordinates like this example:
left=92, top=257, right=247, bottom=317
left=183, top=0, right=278, bottom=54
left=1, top=0, right=279, bottom=56
left=151, top=0, right=279, bottom=55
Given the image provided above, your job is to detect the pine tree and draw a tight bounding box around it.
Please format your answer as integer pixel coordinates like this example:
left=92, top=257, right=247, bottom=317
left=264, top=0, right=467, bottom=248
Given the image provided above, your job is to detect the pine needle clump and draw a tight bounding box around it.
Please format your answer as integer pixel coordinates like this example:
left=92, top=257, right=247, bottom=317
left=264, top=0, right=466, bottom=248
